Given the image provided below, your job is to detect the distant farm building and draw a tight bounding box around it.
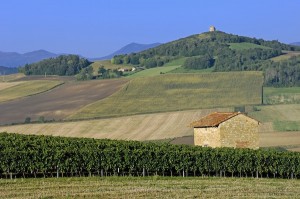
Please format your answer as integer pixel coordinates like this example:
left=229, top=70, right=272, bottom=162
left=209, top=25, right=216, bottom=32
left=190, top=112, right=259, bottom=149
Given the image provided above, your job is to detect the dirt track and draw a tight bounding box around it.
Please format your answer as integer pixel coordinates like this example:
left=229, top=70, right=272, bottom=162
left=0, top=79, right=128, bottom=125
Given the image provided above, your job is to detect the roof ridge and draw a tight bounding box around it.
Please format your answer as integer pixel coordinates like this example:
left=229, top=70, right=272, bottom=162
left=190, top=112, right=242, bottom=128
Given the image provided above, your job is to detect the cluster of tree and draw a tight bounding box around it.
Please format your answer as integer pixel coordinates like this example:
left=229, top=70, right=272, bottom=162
left=112, top=55, right=171, bottom=68
left=98, top=66, right=123, bottom=79
left=213, top=48, right=282, bottom=71
left=264, top=56, right=300, bottom=87
left=0, top=132, right=299, bottom=179
left=76, top=66, right=94, bottom=81
left=183, top=55, right=214, bottom=69
left=21, top=55, right=91, bottom=76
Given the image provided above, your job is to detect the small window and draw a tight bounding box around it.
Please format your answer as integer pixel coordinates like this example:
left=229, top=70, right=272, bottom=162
left=203, top=144, right=208, bottom=147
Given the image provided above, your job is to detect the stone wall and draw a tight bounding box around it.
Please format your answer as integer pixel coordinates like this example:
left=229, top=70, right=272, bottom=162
left=194, top=114, right=259, bottom=149
left=219, top=114, right=259, bottom=149
left=194, top=127, right=220, bottom=147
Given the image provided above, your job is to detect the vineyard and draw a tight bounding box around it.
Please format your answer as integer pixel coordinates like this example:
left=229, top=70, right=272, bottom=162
left=0, top=133, right=299, bottom=179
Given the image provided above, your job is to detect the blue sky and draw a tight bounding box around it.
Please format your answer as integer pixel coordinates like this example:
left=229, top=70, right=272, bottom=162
left=0, top=0, right=299, bottom=57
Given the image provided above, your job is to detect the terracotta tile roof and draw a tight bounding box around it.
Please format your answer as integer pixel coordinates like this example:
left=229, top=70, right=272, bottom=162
left=190, top=112, right=241, bottom=128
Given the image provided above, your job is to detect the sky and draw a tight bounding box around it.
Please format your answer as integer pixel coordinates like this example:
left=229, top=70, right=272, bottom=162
left=0, top=0, right=299, bottom=58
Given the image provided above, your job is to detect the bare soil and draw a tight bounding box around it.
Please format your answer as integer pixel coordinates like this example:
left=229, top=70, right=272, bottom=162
left=0, top=79, right=128, bottom=125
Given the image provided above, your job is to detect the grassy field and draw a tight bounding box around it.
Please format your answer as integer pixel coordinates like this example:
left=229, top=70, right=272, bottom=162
left=163, top=57, right=187, bottom=66
left=169, top=66, right=214, bottom=74
left=0, top=80, right=63, bottom=103
left=273, top=121, right=300, bottom=131
left=127, top=65, right=180, bottom=78
left=228, top=42, right=271, bottom=50
left=126, top=57, right=185, bottom=78
left=0, top=176, right=299, bottom=199
left=263, top=87, right=300, bottom=104
left=270, top=51, right=300, bottom=62
left=0, top=79, right=128, bottom=125
left=249, top=104, right=300, bottom=123
left=249, top=104, right=300, bottom=132
left=68, top=72, right=263, bottom=120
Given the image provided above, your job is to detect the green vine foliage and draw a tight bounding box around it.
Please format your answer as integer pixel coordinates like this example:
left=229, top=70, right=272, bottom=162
left=0, top=133, right=299, bottom=178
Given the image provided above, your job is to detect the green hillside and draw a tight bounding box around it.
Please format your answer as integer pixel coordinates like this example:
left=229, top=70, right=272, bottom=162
left=113, top=31, right=297, bottom=69
left=228, top=42, right=271, bottom=50
left=111, top=31, right=300, bottom=86
left=69, top=71, right=263, bottom=120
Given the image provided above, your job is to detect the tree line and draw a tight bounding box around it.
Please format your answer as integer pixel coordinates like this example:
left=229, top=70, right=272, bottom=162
left=264, top=56, right=300, bottom=87
left=0, top=133, right=299, bottom=179
left=20, top=55, right=91, bottom=76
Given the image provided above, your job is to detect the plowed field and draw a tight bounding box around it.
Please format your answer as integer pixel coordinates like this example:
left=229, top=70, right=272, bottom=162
left=0, top=79, right=128, bottom=125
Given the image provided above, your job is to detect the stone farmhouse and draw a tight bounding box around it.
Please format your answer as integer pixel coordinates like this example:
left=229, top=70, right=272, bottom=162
left=190, top=112, right=259, bottom=149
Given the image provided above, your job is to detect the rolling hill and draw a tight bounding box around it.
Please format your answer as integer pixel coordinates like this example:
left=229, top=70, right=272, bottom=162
left=0, top=49, right=58, bottom=67
left=112, top=31, right=299, bottom=69
left=90, top=42, right=162, bottom=61
left=1, top=30, right=300, bottom=150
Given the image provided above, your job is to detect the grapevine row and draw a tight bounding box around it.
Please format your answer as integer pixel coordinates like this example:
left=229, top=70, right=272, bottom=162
left=0, top=132, right=299, bottom=178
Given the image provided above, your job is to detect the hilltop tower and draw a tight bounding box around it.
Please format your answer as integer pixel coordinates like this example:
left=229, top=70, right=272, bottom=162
left=209, top=25, right=216, bottom=32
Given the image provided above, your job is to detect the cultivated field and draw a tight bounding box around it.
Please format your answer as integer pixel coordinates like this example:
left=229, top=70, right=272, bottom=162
left=1, top=176, right=299, bottom=199
left=69, top=72, right=263, bottom=120
left=0, top=108, right=231, bottom=140
left=0, top=81, right=24, bottom=91
left=0, top=79, right=128, bottom=125
left=14, top=75, right=75, bottom=82
left=2, top=105, right=299, bottom=151
left=0, top=80, right=63, bottom=103
left=0, top=73, right=25, bottom=82
left=263, top=87, right=300, bottom=104
left=270, top=50, right=300, bottom=62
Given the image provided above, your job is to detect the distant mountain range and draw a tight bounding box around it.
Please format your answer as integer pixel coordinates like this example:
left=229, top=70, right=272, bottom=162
left=291, top=42, right=300, bottom=46
left=0, top=42, right=162, bottom=68
left=90, top=42, right=162, bottom=61
left=0, top=50, right=58, bottom=68
left=0, top=66, right=18, bottom=75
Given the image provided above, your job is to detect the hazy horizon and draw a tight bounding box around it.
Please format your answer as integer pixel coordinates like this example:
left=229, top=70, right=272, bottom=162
left=1, top=0, right=299, bottom=57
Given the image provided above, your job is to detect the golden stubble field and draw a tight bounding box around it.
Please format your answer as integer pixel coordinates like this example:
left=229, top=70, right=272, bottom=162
left=0, top=108, right=231, bottom=141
